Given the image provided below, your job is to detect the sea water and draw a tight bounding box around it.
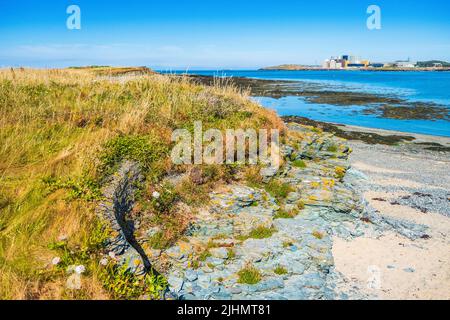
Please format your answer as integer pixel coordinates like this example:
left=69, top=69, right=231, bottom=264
left=160, top=70, right=450, bottom=137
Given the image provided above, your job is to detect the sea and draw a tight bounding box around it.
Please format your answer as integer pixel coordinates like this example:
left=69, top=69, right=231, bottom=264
left=159, top=70, right=450, bottom=137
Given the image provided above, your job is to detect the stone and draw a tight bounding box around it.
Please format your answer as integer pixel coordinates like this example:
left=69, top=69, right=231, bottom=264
left=205, top=256, right=225, bottom=266
left=185, top=269, right=198, bottom=282
left=210, top=247, right=229, bottom=259
left=197, top=274, right=212, bottom=289
left=286, top=192, right=301, bottom=203
left=260, top=167, right=278, bottom=180
left=168, top=275, right=184, bottom=293
left=229, top=286, right=243, bottom=294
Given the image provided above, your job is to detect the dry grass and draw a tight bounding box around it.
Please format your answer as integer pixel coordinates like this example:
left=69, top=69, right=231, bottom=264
left=0, top=67, right=285, bottom=299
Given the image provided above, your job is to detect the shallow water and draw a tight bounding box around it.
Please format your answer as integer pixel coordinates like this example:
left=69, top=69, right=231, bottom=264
left=160, top=70, right=450, bottom=137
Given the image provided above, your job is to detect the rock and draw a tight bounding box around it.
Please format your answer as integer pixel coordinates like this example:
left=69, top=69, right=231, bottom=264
left=260, top=166, right=278, bottom=181
left=185, top=269, right=198, bottom=282
left=229, top=286, right=243, bottom=294
left=197, top=274, right=212, bottom=289
left=286, top=192, right=301, bottom=203
left=168, top=275, right=184, bottom=293
left=165, top=246, right=185, bottom=261
left=205, top=256, right=225, bottom=266
left=210, top=247, right=229, bottom=259
left=281, top=145, right=295, bottom=158
left=201, top=266, right=214, bottom=273
left=254, top=278, right=285, bottom=292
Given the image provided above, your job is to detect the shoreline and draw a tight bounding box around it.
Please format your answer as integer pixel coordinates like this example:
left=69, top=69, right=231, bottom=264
left=185, top=74, right=450, bottom=133
left=288, top=116, right=450, bottom=142
left=282, top=116, right=450, bottom=152
left=258, top=67, right=450, bottom=72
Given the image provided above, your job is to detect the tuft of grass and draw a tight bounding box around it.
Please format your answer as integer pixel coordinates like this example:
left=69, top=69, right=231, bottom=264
left=264, top=180, right=294, bottom=201
left=291, top=159, right=307, bottom=168
left=274, top=265, right=288, bottom=275
left=227, top=248, right=236, bottom=260
left=326, top=144, right=338, bottom=152
left=274, top=208, right=298, bottom=219
left=237, top=264, right=262, bottom=285
left=238, top=225, right=276, bottom=240
left=334, top=166, right=346, bottom=181
left=282, top=240, right=294, bottom=248
left=312, top=230, right=324, bottom=240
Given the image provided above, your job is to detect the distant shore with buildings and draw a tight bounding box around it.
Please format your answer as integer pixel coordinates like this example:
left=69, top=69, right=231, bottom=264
left=260, top=57, right=450, bottom=71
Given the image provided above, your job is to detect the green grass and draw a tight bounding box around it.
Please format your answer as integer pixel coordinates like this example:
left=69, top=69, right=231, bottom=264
left=237, top=265, right=262, bottom=285
left=326, top=144, right=338, bottom=152
left=0, top=68, right=285, bottom=299
left=291, top=159, right=307, bottom=168
left=238, top=225, right=276, bottom=241
left=227, top=248, right=236, bottom=259
left=264, top=181, right=294, bottom=201
left=274, top=265, right=288, bottom=275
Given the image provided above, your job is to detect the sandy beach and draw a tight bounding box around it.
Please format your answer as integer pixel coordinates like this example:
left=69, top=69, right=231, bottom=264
left=332, top=126, right=450, bottom=300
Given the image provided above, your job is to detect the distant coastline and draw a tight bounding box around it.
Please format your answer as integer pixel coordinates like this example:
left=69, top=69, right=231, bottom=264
left=260, top=64, right=450, bottom=72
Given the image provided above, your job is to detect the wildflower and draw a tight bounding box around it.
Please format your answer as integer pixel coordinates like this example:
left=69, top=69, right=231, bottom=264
left=100, top=258, right=108, bottom=266
left=52, top=257, right=61, bottom=265
left=152, top=191, right=160, bottom=199
left=108, top=251, right=116, bottom=259
left=74, top=265, right=86, bottom=274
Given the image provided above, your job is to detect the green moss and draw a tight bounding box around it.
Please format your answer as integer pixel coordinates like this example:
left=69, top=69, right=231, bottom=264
left=237, top=265, right=262, bottom=285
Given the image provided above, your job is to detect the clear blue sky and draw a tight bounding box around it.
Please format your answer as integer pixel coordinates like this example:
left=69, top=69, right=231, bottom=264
left=1, top=0, right=449, bottom=69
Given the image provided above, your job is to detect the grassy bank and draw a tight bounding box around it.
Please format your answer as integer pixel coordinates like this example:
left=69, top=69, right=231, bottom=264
left=0, top=68, right=284, bottom=299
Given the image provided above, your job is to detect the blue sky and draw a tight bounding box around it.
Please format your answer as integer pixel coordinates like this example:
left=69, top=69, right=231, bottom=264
left=1, top=0, right=449, bottom=69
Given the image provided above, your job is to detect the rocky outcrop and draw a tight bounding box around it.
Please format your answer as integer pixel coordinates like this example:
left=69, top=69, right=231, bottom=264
left=102, top=124, right=429, bottom=299
left=97, top=160, right=149, bottom=275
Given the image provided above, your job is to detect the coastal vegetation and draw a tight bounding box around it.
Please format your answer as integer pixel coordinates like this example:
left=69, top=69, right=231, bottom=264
left=0, top=67, right=284, bottom=299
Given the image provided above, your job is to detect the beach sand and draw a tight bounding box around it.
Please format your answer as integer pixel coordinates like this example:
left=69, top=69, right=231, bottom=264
left=332, top=128, right=450, bottom=300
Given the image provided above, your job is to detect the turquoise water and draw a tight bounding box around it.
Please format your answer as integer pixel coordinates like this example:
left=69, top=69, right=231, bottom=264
left=161, top=70, right=450, bottom=137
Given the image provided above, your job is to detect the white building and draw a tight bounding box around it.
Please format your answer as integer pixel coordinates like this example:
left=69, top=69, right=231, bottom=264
left=394, top=60, right=416, bottom=68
